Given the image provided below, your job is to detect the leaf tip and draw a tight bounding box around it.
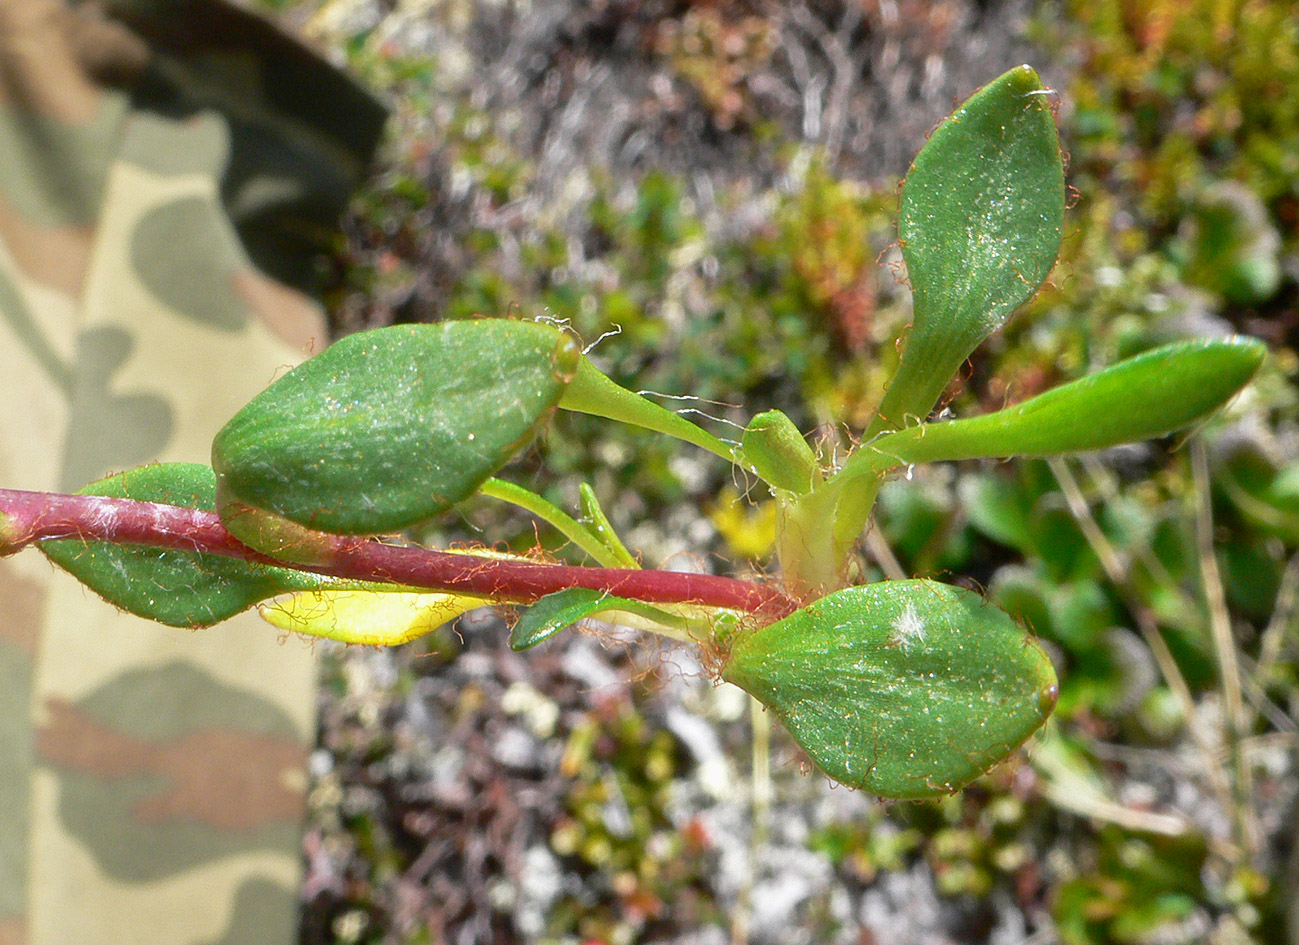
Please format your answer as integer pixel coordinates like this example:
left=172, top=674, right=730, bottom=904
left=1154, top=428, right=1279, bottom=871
left=1040, top=677, right=1060, bottom=719
left=997, top=64, right=1049, bottom=99
left=1014, top=62, right=1039, bottom=81
left=551, top=327, right=582, bottom=382
left=1193, top=334, right=1268, bottom=404
left=1233, top=334, right=1268, bottom=370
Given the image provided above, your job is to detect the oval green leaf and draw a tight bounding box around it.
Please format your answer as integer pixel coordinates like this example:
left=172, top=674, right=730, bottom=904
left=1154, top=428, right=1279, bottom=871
left=870, top=65, right=1065, bottom=435
left=860, top=337, right=1265, bottom=472
left=39, top=463, right=323, bottom=627
left=721, top=580, right=1058, bottom=799
left=212, top=319, right=579, bottom=536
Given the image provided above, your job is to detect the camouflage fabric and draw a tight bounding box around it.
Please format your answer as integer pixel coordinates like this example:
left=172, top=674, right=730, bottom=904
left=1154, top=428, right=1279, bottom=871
left=0, top=3, right=385, bottom=943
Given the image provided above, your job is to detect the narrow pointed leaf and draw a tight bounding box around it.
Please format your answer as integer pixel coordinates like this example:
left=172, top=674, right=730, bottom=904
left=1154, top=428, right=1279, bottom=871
left=509, top=587, right=686, bottom=650
left=39, top=463, right=322, bottom=627
left=721, top=580, right=1058, bottom=799
left=578, top=483, right=640, bottom=569
left=212, top=320, right=579, bottom=537
left=478, top=477, right=621, bottom=567
left=260, top=588, right=489, bottom=645
left=851, top=338, right=1265, bottom=475
left=560, top=356, right=735, bottom=463
left=871, top=66, right=1064, bottom=435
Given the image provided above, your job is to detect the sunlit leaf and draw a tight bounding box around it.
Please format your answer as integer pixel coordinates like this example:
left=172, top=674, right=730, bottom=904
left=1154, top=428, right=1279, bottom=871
left=212, top=319, right=579, bottom=541
left=852, top=338, right=1264, bottom=475
left=722, top=580, right=1058, bottom=798
left=260, top=588, right=489, bottom=645
left=870, top=65, right=1065, bottom=435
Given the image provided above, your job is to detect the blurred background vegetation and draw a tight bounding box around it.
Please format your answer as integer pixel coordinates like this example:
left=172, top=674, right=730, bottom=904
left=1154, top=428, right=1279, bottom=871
left=253, top=1, right=1298, bottom=942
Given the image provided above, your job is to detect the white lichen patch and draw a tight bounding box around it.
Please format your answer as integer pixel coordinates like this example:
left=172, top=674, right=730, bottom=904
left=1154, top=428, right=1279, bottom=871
left=890, top=602, right=926, bottom=653
left=83, top=495, right=122, bottom=531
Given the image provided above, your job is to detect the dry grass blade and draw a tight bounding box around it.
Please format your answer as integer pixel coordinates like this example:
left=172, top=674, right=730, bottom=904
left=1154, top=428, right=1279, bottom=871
left=1192, top=440, right=1258, bottom=858
left=1047, top=456, right=1245, bottom=863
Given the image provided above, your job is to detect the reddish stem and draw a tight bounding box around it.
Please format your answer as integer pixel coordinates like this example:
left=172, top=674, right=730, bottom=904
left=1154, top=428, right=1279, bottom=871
left=0, top=489, right=798, bottom=619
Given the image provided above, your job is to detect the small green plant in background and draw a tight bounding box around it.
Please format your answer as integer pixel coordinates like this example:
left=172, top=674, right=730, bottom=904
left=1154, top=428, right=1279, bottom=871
left=0, top=67, right=1264, bottom=800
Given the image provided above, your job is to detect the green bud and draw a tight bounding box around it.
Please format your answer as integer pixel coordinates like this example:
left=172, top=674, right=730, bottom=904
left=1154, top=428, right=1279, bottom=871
left=741, top=410, right=818, bottom=494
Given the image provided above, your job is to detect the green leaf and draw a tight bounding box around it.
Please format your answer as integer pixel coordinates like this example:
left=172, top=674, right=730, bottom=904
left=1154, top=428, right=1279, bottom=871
left=740, top=410, right=819, bottom=494
left=855, top=338, right=1264, bottom=473
left=578, top=483, right=639, bottom=569
left=721, top=580, right=1057, bottom=798
left=869, top=66, right=1064, bottom=436
left=509, top=587, right=687, bottom=650
left=212, top=320, right=578, bottom=537
left=560, top=356, right=735, bottom=463
left=39, top=464, right=322, bottom=627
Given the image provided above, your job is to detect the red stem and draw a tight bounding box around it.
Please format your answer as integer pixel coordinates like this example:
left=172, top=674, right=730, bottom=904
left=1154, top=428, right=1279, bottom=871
left=0, top=489, right=798, bottom=619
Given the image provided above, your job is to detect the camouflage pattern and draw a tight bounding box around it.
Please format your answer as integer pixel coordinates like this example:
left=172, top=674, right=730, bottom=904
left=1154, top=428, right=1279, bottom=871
left=0, top=3, right=385, bottom=943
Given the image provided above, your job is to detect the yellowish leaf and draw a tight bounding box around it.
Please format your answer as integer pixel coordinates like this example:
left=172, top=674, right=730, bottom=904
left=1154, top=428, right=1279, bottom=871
left=260, top=588, right=490, bottom=646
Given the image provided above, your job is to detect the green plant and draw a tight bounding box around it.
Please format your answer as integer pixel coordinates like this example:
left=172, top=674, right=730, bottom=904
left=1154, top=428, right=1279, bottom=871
left=0, top=67, right=1264, bottom=800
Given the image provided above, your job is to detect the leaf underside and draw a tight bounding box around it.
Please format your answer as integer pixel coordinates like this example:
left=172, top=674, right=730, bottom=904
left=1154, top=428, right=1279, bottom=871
left=722, top=580, right=1058, bottom=799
